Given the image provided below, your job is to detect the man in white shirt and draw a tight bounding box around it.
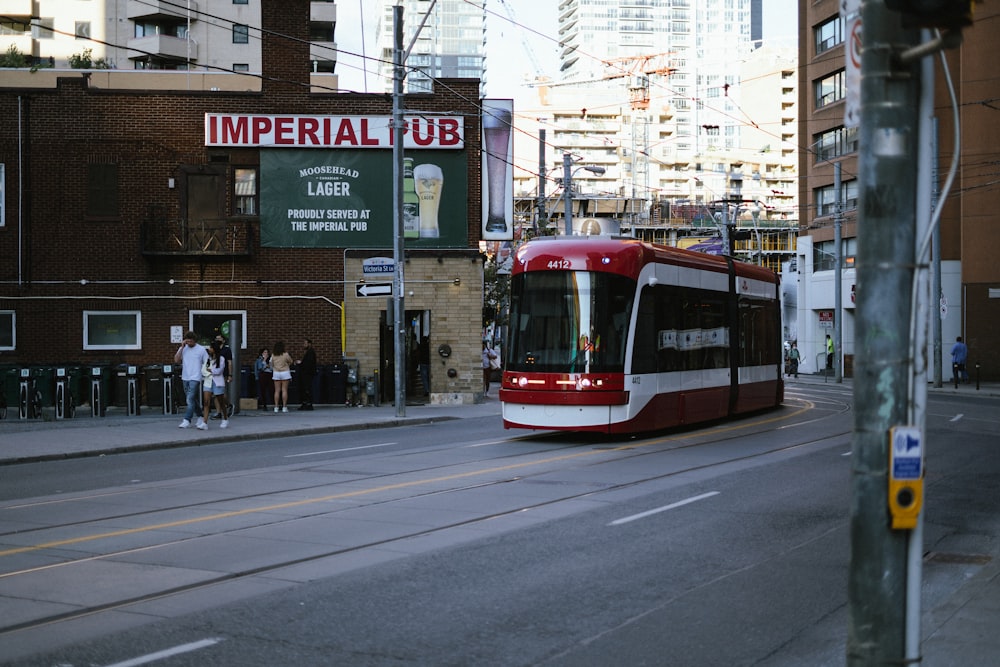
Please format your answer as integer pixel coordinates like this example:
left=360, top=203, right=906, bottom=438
left=174, top=331, right=209, bottom=429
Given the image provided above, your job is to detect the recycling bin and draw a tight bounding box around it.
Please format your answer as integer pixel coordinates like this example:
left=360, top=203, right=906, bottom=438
left=144, top=364, right=164, bottom=408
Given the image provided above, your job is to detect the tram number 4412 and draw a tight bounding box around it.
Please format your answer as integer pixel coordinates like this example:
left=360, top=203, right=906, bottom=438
left=547, top=259, right=571, bottom=269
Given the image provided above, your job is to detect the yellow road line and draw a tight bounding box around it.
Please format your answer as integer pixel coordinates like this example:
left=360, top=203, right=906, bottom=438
left=0, top=399, right=813, bottom=562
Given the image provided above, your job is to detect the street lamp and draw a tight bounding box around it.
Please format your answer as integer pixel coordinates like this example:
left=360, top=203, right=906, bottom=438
left=562, top=152, right=606, bottom=236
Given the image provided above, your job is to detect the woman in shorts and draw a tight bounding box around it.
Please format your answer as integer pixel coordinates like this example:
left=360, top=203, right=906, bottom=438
left=271, top=340, right=293, bottom=412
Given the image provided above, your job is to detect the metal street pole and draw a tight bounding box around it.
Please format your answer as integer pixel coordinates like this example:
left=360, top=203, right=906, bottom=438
left=391, top=6, right=406, bottom=417
left=847, top=1, right=921, bottom=663
left=562, top=152, right=573, bottom=236
left=834, top=162, right=843, bottom=383
left=537, top=129, right=546, bottom=236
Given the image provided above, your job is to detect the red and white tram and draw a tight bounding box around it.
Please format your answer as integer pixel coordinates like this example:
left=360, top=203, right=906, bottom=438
left=499, top=237, right=783, bottom=433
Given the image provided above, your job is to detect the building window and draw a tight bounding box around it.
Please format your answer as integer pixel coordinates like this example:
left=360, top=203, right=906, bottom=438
left=87, top=163, right=119, bottom=218
left=84, top=311, right=141, bottom=350
left=0, top=311, right=14, bottom=350
left=815, top=179, right=858, bottom=217
left=75, top=21, right=91, bottom=40
left=33, top=18, right=54, bottom=39
left=191, top=311, right=247, bottom=350
left=814, top=16, right=845, bottom=54
left=814, top=70, right=846, bottom=108
left=813, top=239, right=857, bottom=272
left=233, top=63, right=250, bottom=72
left=814, top=126, right=858, bottom=162
left=233, top=24, right=249, bottom=44
left=234, top=0, right=249, bottom=4
left=234, top=167, right=258, bottom=216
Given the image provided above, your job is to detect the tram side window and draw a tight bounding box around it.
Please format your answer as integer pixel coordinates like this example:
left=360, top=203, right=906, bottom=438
left=738, top=297, right=780, bottom=366
left=634, top=285, right=727, bottom=373
left=633, top=287, right=659, bottom=374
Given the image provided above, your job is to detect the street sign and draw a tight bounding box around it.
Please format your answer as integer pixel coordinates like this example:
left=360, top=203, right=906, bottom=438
left=356, top=282, right=393, bottom=298
left=362, top=257, right=395, bottom=275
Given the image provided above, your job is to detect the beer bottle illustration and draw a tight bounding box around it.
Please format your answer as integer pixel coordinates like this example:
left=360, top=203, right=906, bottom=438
left=403, top=158, right=419, bottom=238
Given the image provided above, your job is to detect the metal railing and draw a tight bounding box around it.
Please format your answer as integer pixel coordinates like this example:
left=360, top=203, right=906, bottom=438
left=140, top=217, right=254, bottom=257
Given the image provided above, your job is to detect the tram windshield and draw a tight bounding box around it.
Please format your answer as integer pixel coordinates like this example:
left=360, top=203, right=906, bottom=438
left=507, top=271, right=633, bottom=373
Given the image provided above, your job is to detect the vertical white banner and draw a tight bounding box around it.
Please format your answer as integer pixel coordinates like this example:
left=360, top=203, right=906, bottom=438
left=481, top=99, right=514, bottom=241
left=843, top=0, right=862, bottom=128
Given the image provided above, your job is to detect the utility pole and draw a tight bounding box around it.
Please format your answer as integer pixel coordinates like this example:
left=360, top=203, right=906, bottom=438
left=391, top=6, right=406, bottom=418
left=834, top=162, right=843, bottom=383
left=562, top=152, right=573, bottom=236
left=536, top=128, right=546, bottom=236
left=847, top=1, right=921, bottom=663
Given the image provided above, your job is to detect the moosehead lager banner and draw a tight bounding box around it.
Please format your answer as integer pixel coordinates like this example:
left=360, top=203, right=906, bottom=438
left=259, top=149, right=468, bottom=248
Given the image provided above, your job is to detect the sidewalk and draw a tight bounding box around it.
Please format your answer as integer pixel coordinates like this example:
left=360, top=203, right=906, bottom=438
left=0, top=398, right=503, bottom=465
left=1, top=384, right=998, bottom=664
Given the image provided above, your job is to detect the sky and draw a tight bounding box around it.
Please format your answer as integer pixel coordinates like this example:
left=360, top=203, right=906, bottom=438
left=334, top=0, right=799, bottom=100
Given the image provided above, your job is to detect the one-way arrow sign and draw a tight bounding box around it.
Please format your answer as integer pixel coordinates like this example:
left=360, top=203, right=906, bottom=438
left=356, top=282, right=393, bottom=298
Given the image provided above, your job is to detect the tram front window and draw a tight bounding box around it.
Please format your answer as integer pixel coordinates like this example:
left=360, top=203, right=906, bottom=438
left=508, top=271, right=633, bottom=373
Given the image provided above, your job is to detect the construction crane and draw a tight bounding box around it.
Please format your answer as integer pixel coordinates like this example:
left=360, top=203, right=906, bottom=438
left=497, top=0, right=550, bottom=90
left=601, top=52, right=676, bottom=110
left=600, top=52, right=676, bottom=224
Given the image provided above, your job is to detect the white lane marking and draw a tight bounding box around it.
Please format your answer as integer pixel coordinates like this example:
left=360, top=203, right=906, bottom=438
left=950, top=413, right=964, bottom=422
left=102, top=638, right=223, bottom=667
left=609, top=491, right=720, bottom=526
left=285, top=442, right=397, bottom=458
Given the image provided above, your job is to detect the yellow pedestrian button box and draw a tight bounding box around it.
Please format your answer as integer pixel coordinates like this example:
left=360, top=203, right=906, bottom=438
left=888, top=426, right=924, bottom=530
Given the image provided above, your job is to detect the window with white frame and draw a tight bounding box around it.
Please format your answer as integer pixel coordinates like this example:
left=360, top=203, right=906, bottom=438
left=814, top=16, right=845, bottom=55
left=234, top=167, right=258, bottom=215
left=0, top=311, right=14, bottom=350
left=815, top=179, right=858, bottom=217
left=814, top=70, right=846, bottom=108
left=84, top=311, right=141, bottom=350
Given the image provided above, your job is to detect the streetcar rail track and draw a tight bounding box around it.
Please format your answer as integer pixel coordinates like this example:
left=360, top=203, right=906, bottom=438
left=0, top=396, right=849, bottom=640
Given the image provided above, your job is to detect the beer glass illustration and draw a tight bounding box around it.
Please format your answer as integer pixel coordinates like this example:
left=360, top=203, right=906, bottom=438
left=414, top=163, right=444, bottom=238
left=483, top=107, right=512, bottom=233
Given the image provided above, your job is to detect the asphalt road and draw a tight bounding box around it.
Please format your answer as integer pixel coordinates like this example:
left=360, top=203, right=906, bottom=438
left=2, top=384, right=998, bottom=666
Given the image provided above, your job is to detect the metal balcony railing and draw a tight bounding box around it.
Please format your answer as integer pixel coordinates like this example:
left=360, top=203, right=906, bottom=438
left=141, top=217, right=254, bottom=257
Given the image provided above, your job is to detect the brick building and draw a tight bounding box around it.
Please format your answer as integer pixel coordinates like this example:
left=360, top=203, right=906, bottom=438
left=0, top=3, right=489, bottom=407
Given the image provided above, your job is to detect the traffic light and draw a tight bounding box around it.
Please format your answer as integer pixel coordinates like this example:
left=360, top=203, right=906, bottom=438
left=885, top=0, right=974, bottom=30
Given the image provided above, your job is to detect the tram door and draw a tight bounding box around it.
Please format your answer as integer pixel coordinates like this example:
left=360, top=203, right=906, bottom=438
left=379, top=309, right=431, bottom=404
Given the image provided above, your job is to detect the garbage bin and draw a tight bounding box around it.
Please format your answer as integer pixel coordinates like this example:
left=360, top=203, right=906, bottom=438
left=89, top=365, right=111, bottom=416
left=328, top=364, right=346, bottom=405
left=30, top=366, right=55, bottom=407
left=240, top=365, right=252, bottom=399
left=287, top=367, right=300, bottom=405
left=144, top=364, right=163, bottom=408
left=113, top=364, right=129, bottom=407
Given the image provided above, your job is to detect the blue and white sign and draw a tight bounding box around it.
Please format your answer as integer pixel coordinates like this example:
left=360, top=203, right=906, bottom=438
left=890, top=426, right=923, bottom=481
left=362, top=257, right=395, bottom=275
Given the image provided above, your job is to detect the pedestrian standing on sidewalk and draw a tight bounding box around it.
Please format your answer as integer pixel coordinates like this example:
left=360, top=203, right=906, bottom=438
left=199, top=344, right=225, bottom=430
left=271, top=341, right=293, bottom=412
left=788, top=341, right=800, bottom=378
left=951, top=336, right=969, bottom=384
left=254, top=347, right=272, bottom=410
left=482, top=341, right=498, bottom=396
left=825, top=334, right=834, bottom=372
left=296, top=338, right=317, bottom=411
left=174, top=331, right=208, bottom=429
left=212, top=334, right=233, bottom=420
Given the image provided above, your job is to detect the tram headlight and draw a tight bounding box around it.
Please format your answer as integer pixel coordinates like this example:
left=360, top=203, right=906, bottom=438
left=579, top=378, right=592, bottom=388
left=517, top=376, right=529, bottom=388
